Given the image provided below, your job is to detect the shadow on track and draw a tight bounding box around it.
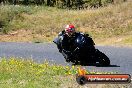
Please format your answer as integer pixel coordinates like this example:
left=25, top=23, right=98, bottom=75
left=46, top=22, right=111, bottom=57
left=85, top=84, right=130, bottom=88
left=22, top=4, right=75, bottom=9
left=77, top=63, right=120, bottom=67
left=95, top=64, right=120, bottom=67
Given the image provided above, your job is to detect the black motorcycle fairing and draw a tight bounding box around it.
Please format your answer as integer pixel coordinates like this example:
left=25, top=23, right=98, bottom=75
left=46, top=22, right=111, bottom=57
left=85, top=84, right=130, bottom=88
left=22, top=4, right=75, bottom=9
left=74, top=34, right=96, bottom=55
left=53, top=32, right=110, bottom=66
left=75, top=34, right=86, bottom=48
left=53, top=32, right=95, bottom=57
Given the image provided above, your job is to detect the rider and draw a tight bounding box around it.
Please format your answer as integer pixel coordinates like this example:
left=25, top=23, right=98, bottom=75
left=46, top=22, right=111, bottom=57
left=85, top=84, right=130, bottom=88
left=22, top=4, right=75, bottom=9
left=55, top=24, right=95, bottom=62
left=57, top=24, right=80, bottom=52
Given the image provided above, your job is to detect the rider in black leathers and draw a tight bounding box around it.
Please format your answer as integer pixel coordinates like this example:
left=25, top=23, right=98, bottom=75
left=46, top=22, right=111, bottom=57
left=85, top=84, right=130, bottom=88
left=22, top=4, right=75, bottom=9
left=54, top=24, right=95, bottom=63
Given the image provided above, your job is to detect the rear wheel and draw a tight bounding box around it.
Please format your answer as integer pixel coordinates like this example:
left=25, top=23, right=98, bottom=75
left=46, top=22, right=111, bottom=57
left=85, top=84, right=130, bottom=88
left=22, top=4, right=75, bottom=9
left=96, top=50, right=110, bottom=66
left=99, top=55, right=110, bottom=66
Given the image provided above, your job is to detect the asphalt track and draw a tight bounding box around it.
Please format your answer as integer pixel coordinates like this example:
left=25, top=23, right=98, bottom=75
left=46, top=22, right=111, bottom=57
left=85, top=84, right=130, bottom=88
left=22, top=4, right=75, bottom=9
left=0, top=42, right=132, bottom=75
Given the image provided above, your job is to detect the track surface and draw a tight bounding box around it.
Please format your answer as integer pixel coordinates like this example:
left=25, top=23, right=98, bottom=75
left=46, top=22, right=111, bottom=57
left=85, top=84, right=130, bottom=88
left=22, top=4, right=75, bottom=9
left=0, top=42, right=132, bottom=74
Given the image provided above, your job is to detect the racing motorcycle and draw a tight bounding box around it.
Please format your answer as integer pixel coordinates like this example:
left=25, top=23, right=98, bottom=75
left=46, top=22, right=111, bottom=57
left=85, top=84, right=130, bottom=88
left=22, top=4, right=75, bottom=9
left=53, top=33, right=110, bottom=66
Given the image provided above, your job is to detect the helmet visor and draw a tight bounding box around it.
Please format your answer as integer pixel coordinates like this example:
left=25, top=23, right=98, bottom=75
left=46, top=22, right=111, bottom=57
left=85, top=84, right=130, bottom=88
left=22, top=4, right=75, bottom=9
left=65, top=28, right=75, bottom=33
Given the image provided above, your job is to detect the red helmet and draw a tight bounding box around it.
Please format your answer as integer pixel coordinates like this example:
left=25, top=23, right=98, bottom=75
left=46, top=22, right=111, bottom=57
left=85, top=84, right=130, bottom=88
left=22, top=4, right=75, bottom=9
left=65, top=24, right=75, bottom=33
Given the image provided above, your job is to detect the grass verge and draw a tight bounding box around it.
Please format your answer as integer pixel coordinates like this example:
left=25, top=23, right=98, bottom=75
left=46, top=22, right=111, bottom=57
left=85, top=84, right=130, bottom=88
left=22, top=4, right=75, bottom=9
left=0, top=57, right=131, bottom=88
left=0, top=2, right=132, bottom=46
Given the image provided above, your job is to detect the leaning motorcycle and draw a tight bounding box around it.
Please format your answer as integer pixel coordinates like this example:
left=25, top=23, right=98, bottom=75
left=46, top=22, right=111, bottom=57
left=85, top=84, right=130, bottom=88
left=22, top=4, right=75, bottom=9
left=53, top=33, right=110, bottom=66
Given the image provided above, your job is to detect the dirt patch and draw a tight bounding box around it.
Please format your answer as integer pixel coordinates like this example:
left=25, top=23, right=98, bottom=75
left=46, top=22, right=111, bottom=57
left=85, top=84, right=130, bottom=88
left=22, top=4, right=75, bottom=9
left=0, top=29, right=55, bottom=43
left=0, top=29, right=132, bottom=47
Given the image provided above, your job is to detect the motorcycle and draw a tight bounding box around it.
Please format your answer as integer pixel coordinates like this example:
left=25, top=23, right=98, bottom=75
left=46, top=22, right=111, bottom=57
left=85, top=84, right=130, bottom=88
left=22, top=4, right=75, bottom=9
left=53, top=33, right=110, bottom=66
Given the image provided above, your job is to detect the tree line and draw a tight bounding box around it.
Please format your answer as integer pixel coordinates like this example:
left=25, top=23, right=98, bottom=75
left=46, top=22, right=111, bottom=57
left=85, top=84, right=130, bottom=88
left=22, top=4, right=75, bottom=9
left=0, top=0, right=127, bottom=9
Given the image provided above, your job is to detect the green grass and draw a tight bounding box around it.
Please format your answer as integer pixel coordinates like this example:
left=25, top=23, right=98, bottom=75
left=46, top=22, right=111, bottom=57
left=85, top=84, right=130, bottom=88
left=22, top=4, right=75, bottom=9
left=0, top=2, right=132, bottom=45
left=0, top=57, right=76, bottom=88
left=0, top=57, right=131, bottom=88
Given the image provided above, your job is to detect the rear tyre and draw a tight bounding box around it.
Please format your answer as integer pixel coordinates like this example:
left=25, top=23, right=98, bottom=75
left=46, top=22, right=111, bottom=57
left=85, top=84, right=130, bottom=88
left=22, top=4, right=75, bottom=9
left=99, top=54, right=110, bottom=66
left=96, top=50, right=110, bottom=66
